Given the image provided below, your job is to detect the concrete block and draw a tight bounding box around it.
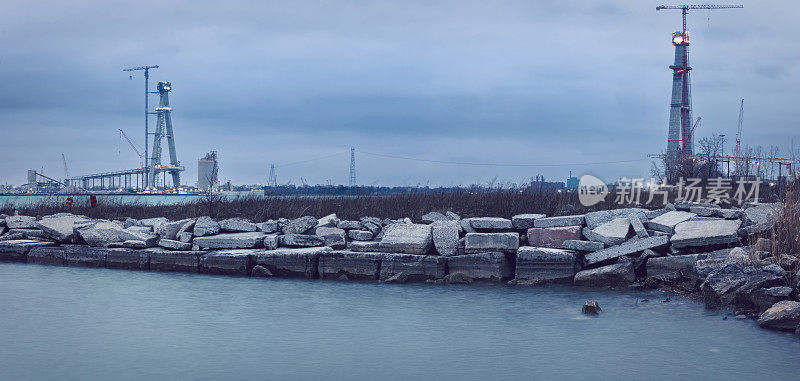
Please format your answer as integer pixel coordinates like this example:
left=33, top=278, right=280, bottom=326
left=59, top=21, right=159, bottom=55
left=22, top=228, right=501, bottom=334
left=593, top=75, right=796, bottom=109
left=562, top=240, right=604, bottom=252
left=106, top=248, right=149, bottom=270
left=511, top=214, right=546, bottom=230
left=348, top=230, right=374, bottom=241
left=447, top=252, right=513, bottom=281
left=146, top=249, right=204, bottom=272
left=515, top=246, right=578, bottom=282
left=584, top=235, right=670, bottom=266
left=468, top=217, right=513, bottom=231
left=533, top=214, right=585, bottom=228
left=194, top=216, right=220, bottom=236
left=318, top=251, right=384, bottom=280
left=584, top=208, right=646, bottom=229
left=646, top=254, right=705, bottom=278
left=464, top=232, right=519, bottom=254
left=315, top=226, right=347, bottom=249
left=5, top=215, right=37, bottom=229
left=379, top=253, right=446, bottom=282
left=254, top=247, right=332, bottom=278
left=279, top=234, right=325, bottom=247
left=200, top=249, right=255, bottom=276
left=589, top=217, right=631, bottom=246
left=27, top=246, right=67, bottom=265
left=574, top=262, right=635, bottom=287
left=219, top=218, right=258, bottom=233
left=258, top=220, right=279, bottom=234
left=527, top=226, right=581, bottom=249
left=670, top=220, right=741, bottom=249
left=193, top=232, right=267, bottom=250
left=0, top=239, right=55, bottom=261
left=157, top=239, right=192, bottom=251
left=63, top=245, right=107, bottom=267
left=647, top=211, right=696, bottom=233
left=378, top=224, right=432, bottom=255
left=628, top=212, right=649, bottom=238
left=281, top=216, right=318, bottom=235
left=348, top=241, right=381, bottom=252
left=431, top=220, right=459, bottom=256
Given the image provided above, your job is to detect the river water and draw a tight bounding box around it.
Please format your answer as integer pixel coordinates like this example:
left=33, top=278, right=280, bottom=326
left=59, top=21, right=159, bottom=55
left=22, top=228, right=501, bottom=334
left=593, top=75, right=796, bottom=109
left=1, top=262, right=798, bottom=380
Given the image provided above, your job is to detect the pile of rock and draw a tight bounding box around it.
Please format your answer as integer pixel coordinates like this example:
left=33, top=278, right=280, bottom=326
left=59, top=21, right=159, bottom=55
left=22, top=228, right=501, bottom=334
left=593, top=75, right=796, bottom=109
left=0, top=200, right=797, bottom=336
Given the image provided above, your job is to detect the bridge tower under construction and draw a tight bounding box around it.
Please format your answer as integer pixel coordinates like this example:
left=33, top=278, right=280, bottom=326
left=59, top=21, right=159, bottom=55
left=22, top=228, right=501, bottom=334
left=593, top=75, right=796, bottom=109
left=149, top=81, right=181, bottom=187
left=666, top=29, right=693, bottom=163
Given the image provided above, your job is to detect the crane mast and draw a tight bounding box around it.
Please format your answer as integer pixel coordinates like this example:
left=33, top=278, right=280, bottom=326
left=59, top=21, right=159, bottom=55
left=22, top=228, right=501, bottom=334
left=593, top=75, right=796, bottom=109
left=734, top=99, right=745, bottom=175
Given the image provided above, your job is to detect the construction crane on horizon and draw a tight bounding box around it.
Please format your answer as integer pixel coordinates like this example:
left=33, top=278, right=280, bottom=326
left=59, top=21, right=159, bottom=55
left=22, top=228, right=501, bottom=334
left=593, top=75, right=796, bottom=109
left=61, top=153, right=69, bottom=179
left=119, top=129, right=145, bottom=166
left=734, top=99, right=745, bottom=175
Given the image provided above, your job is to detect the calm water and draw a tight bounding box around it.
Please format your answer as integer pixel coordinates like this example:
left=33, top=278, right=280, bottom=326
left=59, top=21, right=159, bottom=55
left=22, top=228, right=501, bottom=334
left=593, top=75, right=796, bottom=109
left=0, top=192, right=258, bottom=208
left=1, top=262, right=799, bottom=380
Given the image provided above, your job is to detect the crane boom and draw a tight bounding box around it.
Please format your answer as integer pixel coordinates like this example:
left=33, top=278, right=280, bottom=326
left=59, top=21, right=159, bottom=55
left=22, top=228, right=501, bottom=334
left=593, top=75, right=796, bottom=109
left=119, top=129, right=144, bottom=158
left=734, top=99, right=744, bottom=175
left=61, top=153, right=69, bottom=178
left=656, top=5, right=743, bottom=11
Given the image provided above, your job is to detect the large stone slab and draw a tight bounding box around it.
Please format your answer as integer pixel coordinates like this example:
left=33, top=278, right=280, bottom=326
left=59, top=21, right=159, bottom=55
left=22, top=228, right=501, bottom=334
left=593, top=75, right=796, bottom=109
left=464, top=233, right=519, bottom=254
left=628, top=212, right=649, bottom=238
left=0, top=239, right=55, bottom=261
left=447, top=252, right=513, bottom=281
left=670, top=220, right=740, bottom=249
left=378, top=224, right=432, bottom=255
left=5, top=215, right=37, bottom=229
left=318, top=251, right=384, bottom=280
left=647, top=211, right=696, bottom=234
left=156, top=219, right=195, bottom=240
left=316, top=213, right=339, bottom=228
left=584, top=208, right=646, bottom=229
left=348, top=241, right=381, bottom=252
left=379, top=253, right=446, bottom=282
left=646, top=254, right=705, bottom=278
left=157, top=239, right=192, bottom=251
left=63, top=245, right=107, bottom=267
left=562, top=240, right=604, bottom=252
left=279, top=234, right=325, bottom=247
left=200, top=250, right=255, bottom=276
left=37, top=214, right=90, bottom=242
left=758, top=301, right=800, bottom=331
left=421, top=212, right=448, bottom=223
left=254, top=247, right=332, bottom=278
left=584, top=235, right=670, bottom=266
left=106, top=248, right=150, bottom=270
left=515, top=247, right=578, bottom=282
left=468, top=217, right=513, bottom=231
left=431, top=220, right=459, bottom=256
left=27, top=246, right=67, bottom=265
left=75, top=220, right=126, bottom=247
left=219, top=218, right=258, bottom=233
left=588, top=217, right=631, bottom=246
left=511, top=214, right=546, bottom=230
left=194, top=216, right=220, bottom=236
left=574, top=262, right=635, bottom=287
left=527, top=226, right=581, bottom=249
left=146, top=249, right=204, bottom=272
left=315, top=226, right=347, bottom=249
left=533, top=214, right=585, bottom=228
left=193, top=232, right=267, bottom=249
left=281, top=216, right=318, bottom=235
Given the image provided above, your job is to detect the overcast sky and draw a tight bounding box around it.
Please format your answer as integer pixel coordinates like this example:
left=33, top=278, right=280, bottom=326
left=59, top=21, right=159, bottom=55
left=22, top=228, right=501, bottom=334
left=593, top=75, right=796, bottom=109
left=1, top=0, right=798, bottom=187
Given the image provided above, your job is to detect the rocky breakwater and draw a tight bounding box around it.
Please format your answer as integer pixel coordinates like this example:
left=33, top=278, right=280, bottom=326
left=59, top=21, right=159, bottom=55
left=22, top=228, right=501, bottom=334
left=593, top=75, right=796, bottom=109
left=0, top=201, right=798, bottom=336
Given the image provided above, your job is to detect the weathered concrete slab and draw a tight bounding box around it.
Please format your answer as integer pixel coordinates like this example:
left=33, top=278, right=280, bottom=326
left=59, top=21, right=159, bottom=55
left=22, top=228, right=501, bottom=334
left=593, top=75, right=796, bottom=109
left=75, top=220, right=126, bottom=247
left=378, top=224, right=432, bottom=255
left=106, top=248, right=149, bottom=270
left=628, top=212, right=649, bottom=238
left=584, top=235, right=670, bottom=266
left=194, top=216, right=220, bottom=236
left=584, top=208, right=645, bottom=229
left=589, top=218, right=631, bottom=246
left=219, top=218, right=258, bottom=233
left=348, top=241, right=381, bottom=252
left=263, top=234, right=279, bottom=250
left=318, top=251, right=384, bottom=280
left=562, top=240, right=604, bottom=252
left=279, top=234, right=325, bottom=247
left=447, top=252, right=513, bottom=281
left=27, top=246, right=67, bottom=265
left=527, top=226, right=581, bottom=249
left=348, top=230, right=374, bottom=241
left=63, top=245, right=107, bottom=267
left=281, top=216, right=318, bottom=235
left=193, top=232, right=267, bottom=250
left=146, top=249, right=204, bottom=272
left=157, top=239, right=192, bottom=251
left=647, top=211, right=696, bottom=234
left=421, top=212, right=448, bottom=223
left=37, top=214, right=89, bottom=242
left=336, top=220, right=362, bottom=230
left=670, top=220, right=741, bottom=249
left=315, top=226, right=347, bottom=249
left=646, top=254, right=706, bottom=278
left=316, top=213, right=339, bottom=228
left=468, top=217, right=513, bottom=231
left=156, top=219, right=195, bottom=240
left=5, top=215, right=37, bottom=229
left=511, top=214, right=546, bottom=230
left=574, top=262, right=635, bottom=287
left=0, top=239, right=55, bottom=261
left=431, top=220, right=459, bottom=256
left=515, top=247, right=578, bottom=282
left=464, top=233, right=519, bottom=254
left=533, top=214, right=585, bottom=228
left=117, top=228, right=158, bottom=247
left=200, top=250, right=255, bottom=276
left=258, top=220, right=279, bottom=234
left=254, top=247, right=332, bottom=278
left=379, top=253, right=446, bottom=282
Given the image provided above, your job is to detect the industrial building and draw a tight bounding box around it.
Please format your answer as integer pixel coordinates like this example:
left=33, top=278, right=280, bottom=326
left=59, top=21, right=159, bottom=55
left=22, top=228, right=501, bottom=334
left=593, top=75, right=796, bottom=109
left=198, top=151, right=219, bottom=190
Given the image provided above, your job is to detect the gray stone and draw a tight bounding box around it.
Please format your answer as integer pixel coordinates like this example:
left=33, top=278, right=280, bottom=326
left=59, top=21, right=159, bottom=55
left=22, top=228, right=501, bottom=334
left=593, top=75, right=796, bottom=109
left=533, top=214, right=585, bottom=228
left=139, top=217, right=168, bottom=228
left=584, top=208, right=646, bottom=229
left=464, top=232, right=519, bottom=254
left=178, top=232, right=193, bottom=243
left=193, top=232, right=267, bottom=249
left=647, top=211, right=696, bottom=233
left=106, top=248, right=149, bottom=270
left=421, top=212, right=448, bottom=223
left=379, top=253, right=446, bottom=282
left=582, top=300, right=602, bottom=315
left=263, top=234, right=279, bottom=250
left=348, top=241, right=381, bottom=252
left=701, top=263, right=785, bottom=310
left=5, top=215, right=37, bottom=229
left=752, top=287, right=794, bottom=312
left=590, top=217, right=631, bottom=246
left=336, top=220, right=362, bottom=230
left=200, top=249, right=254, bottom=276
left=718, top=209, right=743, bottom=220
left=742, top=203, right=781, bottom=235
left=511, top=214, right=547, bottom=230
left=348, top=230, right=374, bottom=241
left=60, top=245, right=107, bottom=267
left=121, top=240, right=148, bottom=249
left=645, top=209, right=668, bottom=220
left=316, top=213, right=339, bottom=228
left=75, top=220, right=126, bottom=247
left=315, top=226, right=347, bottom=249
left=219, top=218, right=258, bottom=233
left=193, top=216, right=220, bottom=236
left=670, top=220, right=740, bottom=249
left=281, top=216, right=318, bottom=235
left=445, top=211, right=461, bottom=221
left=146, top=248, right=204, bottom=272
left=646, top=254, right=705, bottom=278
left=574, top=262, right=635, bottom=287
left=675, top=202, right=719, bottom=211
left=515, top=247, right=578, bottom=282
left=0, top=240, right=56, bottom=261
left=27, top=246, right=67, bottom=265
left=254, top=247, right=332, bottom=278
left=8, top=228, right=48, bottom=240
left=468, top=217, right=513, bottom=231
left=258, top=220, right=279, bottom=233
left=250, top=265, right=273, bottom=277
left=448, top=252, right=513, bottom=281
left=279, top=234, right=325, bottom=247
left=562, top=240, right=604, bottom=252
left=361, top=221, right=382, bottom=237
left=378, top=224, right=432, bottom=255
left=431, top=220, right=459, bottom=256
left=156, top=218, right=194, bottom=240
left=628, top=212, right=649, bottom=238
left=37, top=214, right=89, bottom=242
left=689, top=206, right=720, bottom=217
left=460, top=219, right=476, bottom=234
left=758, top=301, right=800, bottom=331
left=117, top=228, right=158, bottom=247
left=528, top=226, right=582, bottom=249
left=584, top=235, right=670, bottom=266
left=157, top=239, right=192, bottom=251
left=318, top=251, right=384, bottom=280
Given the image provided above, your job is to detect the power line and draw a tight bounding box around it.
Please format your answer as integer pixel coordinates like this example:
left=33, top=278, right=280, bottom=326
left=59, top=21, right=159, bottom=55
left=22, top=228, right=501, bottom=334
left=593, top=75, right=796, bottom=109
left=357, top=149, right=642, bottom=168
left=274, top=152, right=346, bottom=168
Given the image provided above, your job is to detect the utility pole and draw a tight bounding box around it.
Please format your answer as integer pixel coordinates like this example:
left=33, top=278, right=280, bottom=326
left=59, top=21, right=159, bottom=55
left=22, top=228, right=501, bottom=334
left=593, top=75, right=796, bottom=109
left=123, top=65, right=159, bottom=188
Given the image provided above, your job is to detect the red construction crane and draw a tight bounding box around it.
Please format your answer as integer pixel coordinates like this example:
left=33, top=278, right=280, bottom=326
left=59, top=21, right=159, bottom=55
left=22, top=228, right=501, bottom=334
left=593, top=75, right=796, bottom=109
left=683, top=117, right=701, bottom=155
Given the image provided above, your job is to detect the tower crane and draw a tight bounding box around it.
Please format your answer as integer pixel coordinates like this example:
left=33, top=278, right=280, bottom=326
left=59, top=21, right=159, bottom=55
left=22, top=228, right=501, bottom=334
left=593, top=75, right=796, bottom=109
left=733, top=99, right=745, bottom=175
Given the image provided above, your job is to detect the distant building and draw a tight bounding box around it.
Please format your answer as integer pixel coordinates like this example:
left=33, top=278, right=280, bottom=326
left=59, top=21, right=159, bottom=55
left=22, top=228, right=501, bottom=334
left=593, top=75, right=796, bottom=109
left=197, top=151, right=219, bottom=190
left=566, top=176, right=579, bottom=190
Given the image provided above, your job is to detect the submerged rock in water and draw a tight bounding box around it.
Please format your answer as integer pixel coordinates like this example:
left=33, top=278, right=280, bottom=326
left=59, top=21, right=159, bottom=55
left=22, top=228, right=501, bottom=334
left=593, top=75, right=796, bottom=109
left=250, top=265, right=273, bottom=277
left=582, top=300, right=602, bottom=315
left=758, top=301, right=800, bottom=331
